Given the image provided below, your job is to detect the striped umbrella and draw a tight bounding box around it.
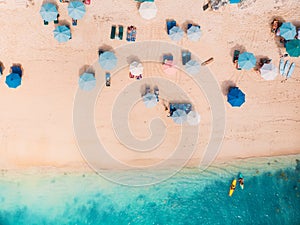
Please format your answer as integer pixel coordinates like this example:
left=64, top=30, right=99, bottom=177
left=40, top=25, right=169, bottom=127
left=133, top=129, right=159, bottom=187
left=286, top=39, right=300, bottom=57
left=99, top=52, right=117, bottom=70
left=5, top=73, right=21, bottom=88
left=238, top=52, right=256, bottom=70
left=53, top=25, right=71, bottom=43
left=260, top=63, right=278, bottom=80
left=172, top=109, right=187, bottom=124
left=143, top=93, right=157, bottom=108
left=279, top=22, right=296, bottom=40
left=185, top=60, right=200, bottom=75
left=169, top=26, right=184, bottom=41
left=187, top=26, right=202, bottom=41
left=227, top=87, right=245, bottom=107
left=187, top=111, right=201, bottom=126
left=79, top=72, right=96, bottom=91
left=68, top=1, right=86, bottom=20
left=40, top=3, right=58, bottom=22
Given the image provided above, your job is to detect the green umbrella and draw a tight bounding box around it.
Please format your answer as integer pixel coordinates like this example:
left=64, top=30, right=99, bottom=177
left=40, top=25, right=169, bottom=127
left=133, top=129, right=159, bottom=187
left=286, top=39, right=300, bottom=57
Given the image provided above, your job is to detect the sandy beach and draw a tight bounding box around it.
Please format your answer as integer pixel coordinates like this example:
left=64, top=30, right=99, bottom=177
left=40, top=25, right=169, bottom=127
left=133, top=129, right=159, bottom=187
left=0, top=0, right=299, bottom=170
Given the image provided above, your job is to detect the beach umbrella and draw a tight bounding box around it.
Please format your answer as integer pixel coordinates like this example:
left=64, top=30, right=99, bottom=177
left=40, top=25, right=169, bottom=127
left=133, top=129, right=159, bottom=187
left=172, top=109, right=187, bottom=124
left=185, top=60, right=200, bottom=75
left=279, top=22, right=296, bottom=40
left=143, top=93, right=157, bottom=108
left=286, top=39, right=300, bottom=57
left=162, top=60, right=177, bottom=75
left=260, top=63, right=278, bottom=80
left=169, top=26, right=184, bottom=41
left=187, top=26, right=202, bottom=41
left=53, top=25, right=71, bottom=43
left=5, top=73, right=21, bottom=88
left=68, top=1, right=86, bottom=20
left=40, top=3, right=58, bottom=22
left=99, top=52, right=117, bottom=70
left=238, top=52, right=256, bottom=70
left=130, top=61, right=143, bottom=76
left=227, top=87, right=245, bottom=107
left=187, top=111, right=201, bottom=126
left=79, top=72, right=96, bottom=91
left=139, top=2, right=157, bottom=20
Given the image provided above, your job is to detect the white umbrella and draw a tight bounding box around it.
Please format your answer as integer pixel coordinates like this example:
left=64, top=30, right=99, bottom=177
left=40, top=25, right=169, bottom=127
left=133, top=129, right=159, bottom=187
left=187, top=111, right=201, bottom=126
left=187, top=26, right=202, bottom=41
left=260, top=63, right=278, bottom=80
left=130, top=61, right=143, bottom=76
left=169, top=26, right=184, bottom=41
left=185, top=60, right=200, bottom=75
left=139, top=2, right=157, bottom=20
left=172, top=109, right=187, bottom=124
left=143, top=93, right=157, bottom=108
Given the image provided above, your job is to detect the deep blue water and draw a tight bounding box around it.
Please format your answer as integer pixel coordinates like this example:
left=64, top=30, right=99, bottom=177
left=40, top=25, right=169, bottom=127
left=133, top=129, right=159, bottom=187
left=0, top=156, right=299, bottom=225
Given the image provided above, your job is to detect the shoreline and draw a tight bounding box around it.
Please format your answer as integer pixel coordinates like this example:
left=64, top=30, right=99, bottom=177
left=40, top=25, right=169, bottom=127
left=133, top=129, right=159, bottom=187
left=1, top=153, right=299, bottom=174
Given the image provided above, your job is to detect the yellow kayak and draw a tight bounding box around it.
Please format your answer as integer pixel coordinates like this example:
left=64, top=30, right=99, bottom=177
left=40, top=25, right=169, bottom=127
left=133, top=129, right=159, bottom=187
left=229, top=179, right=237, bottom=197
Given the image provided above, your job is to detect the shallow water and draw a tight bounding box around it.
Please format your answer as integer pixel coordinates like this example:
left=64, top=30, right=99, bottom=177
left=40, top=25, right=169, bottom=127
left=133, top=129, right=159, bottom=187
left=0, top=155, right=299, bottom=225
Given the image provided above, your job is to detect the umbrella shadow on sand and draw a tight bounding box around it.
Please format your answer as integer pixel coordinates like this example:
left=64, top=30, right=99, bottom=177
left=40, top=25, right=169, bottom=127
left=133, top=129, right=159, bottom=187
left=56, top=19, right=70, bottom=27
left=126, top=55, right=140, bottom=64
left=79, top=65, right=95, bottom=77
left=140, top=84, right=151, bottom=97
left=221, top=80, right=236, bottom=96
left=42, top=0, right=58, bottom=7
left=229, top=44, right=247, bottom=58
left=182, top=20, right=195, bottom=32
left=11, top=63, right=24, bottom=77
left=98, top=45, right=113, bottom=56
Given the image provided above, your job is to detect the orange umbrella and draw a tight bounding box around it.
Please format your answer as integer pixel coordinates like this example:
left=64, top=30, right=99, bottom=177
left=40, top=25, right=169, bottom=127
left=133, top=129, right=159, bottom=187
left=162, top=60, right=177, bottom=75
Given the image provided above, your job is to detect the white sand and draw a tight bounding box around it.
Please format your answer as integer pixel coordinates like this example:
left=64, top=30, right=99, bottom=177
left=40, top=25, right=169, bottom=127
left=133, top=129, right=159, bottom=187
left=0, top=0, right=299, bottom=170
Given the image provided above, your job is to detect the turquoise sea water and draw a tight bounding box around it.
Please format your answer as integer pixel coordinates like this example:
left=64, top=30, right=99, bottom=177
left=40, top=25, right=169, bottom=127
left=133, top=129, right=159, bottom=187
left=0, top=155, right=299, bottom=225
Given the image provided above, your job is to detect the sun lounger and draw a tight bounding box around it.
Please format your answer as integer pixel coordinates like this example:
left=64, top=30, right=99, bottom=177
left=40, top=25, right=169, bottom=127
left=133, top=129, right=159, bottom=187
left=54, top=14, right=59, bottom=24
left=118, top=25, right=123, bottom=40
left=203, top=3, right=209, bottom=11
left=154, top=87, right=159, bottom=102
left=44, top=20, right=49, bottom=25
left=182, top=51, right=191, bottom=65
left=233, top=50, right=240, bottom=63
left=72, top=19, right=77, bottom=26
left=233, top=50, right=241, bottom=70
left=163, top=54, right=173, bottom=62
left=145, top=86, right=151, bottom=94
left=110, top=25, right=116, bottom=39
left=106, top=73, right=111, bottom=87
left=166, top=20, right=176, bottom=34
left=126, top=26, right=136, bottom=42
left=11, top=66, right=22, bottom=77
left=129, top=72, right=135, bottom=78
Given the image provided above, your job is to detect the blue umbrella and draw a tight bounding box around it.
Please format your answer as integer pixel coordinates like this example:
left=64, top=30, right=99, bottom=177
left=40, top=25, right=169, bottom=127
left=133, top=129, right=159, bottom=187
left=143, top=93, right=157, bottom=108
left=68, top=1, right=86, bottom=20
left=6, top=73, right=21, bottom=88
left=185, top=60, right=200, bottom=75
left=169, top=26, right=184, bottom=41
left=172, top=109, right=187, bottom=124
left=53, top=26, right=71, bottom=43
left=40, top=3, right=58, bottom=22
left=238, top=52, right=256, bottom=70
left=279, top=22, right=296, bottom=40
left=79, top=72, right=96, bottom=91
left=286, top=39, right=300, bottom=57
left=99, top=52, right=117, bottom=70
left=227, top=87, right=245, bottom=107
